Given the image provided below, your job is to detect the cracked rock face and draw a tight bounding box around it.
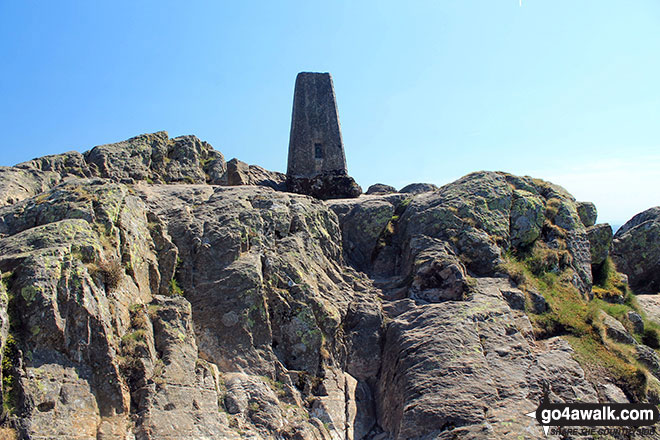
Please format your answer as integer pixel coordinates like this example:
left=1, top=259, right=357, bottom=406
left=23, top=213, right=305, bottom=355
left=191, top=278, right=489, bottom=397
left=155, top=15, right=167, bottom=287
left=377, top=278, right=597, bottom=439
left=0, top=140, right=648, bottom=439
left=612, top=207, right=660, bottom=294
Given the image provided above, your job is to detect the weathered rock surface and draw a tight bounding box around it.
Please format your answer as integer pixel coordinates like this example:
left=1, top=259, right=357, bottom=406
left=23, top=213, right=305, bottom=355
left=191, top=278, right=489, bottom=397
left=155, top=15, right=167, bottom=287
left=627, top=310, right=645, bottom=334
left=612, top=207, right=660, bottom=294
left=371, top=172, right=591, bottom=295
left=587, top=223, right=612, bottom=266
left=398, top=183, right=438, bottom=194
left=327, top=197, right=395, bottom=272
left=287, top=174, right=362, bottom=200
left=577, top=201, right=598, bottom=227
left=0, top=167, right=61, bottom=207
left=16, top=151, right=93, bottom=178
left=226, top=158, right=286, bottom=190
left=0, top=132, right=289, bottom=211
left=601, top=312, right=635, bottom=344
left=85, top=132, right=227, bottom=184
left=377, top=278, right=597, bottom=439
left=0, top=179, right=377, bottom=439
left=365, top=184, right=396, bottom=195
left=0, top=140, right=642, bottom=440
left=637, top=295, right=660, bottom=324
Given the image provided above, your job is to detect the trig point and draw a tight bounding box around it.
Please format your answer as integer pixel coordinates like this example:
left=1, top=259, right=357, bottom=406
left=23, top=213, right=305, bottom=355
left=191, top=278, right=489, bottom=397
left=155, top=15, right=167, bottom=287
left=286, top=72, right=361, bottom=199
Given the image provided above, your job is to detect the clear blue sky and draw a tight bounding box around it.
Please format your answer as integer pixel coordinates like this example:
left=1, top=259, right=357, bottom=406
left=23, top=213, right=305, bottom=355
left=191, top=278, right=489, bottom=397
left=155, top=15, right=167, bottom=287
left=1, top=1, right=659, bottom=226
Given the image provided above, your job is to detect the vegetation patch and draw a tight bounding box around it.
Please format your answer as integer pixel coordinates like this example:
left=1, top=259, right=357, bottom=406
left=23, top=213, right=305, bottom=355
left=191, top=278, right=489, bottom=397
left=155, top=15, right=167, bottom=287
left=98, top=258, right=123, bottom=291
left=500, top=252, right=660, bottom=401
left=0, top=427, right=18, bottom=440
left=2, top=335, right=19, bottom=416
left=168, top=279, right=183, bottom=296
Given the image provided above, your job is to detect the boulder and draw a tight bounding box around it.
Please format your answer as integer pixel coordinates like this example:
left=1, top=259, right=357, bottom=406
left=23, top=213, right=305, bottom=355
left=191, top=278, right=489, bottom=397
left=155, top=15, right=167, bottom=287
left=500, top=287, right=526, bottom=311
left=601, top=312, right=635, bottom=344
left=84, top=131, right=227, bottom=184
left=399, top=182, right=438, bottom=194
left=327, top=198, right=394, bottom=271
left=365, top=183, right=396, bottom=195
left=388, top=171, right=592, bottom=294
left=627, top=311, right=644, bottom=334
left=587, top=223, right=613, bottom=265
left=509, top=189, right=544, bottom=247
left=612, top=207, right=660, bottom=294
left=527, top=289, right=549, bottom=314
left=597, top=383, right=630, bottom=403
left=636, top=345, right=660, bottom=379
left=226, top=158, right=286, bottom=190
left=287, top=174, right=362, bottom=200
left=407, top=236, right=469, bottom=303
left=577, top=201, right=598, bottom=227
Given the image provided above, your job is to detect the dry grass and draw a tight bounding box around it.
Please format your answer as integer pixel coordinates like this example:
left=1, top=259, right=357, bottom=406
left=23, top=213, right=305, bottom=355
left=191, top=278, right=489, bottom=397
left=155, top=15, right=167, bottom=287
left=499, top=252, right=655, bottom=401
left=98, top=258, right=123, bottom=291
left=0, top=427, right=18, bottom=440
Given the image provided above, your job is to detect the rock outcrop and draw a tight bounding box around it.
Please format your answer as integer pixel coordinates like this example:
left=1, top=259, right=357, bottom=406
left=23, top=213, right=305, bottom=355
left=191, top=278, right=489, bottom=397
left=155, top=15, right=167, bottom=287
left=336, top=171, right=593, bottom=297
left=0, top=136, right=656, bottom=439
left=225, top=158, right=286, bottom=190
left=587, top=223, right=613, bottom=266
left=365, top=184, right=396, bottom=195
left=0, top=132, right=285, bottom=210
left=398, top=183, right=438, bottom=194
left=576, top=201, right=598, bottom=227
left=84, top=132, right=227, bottom=184
left=612, top=207, right=660, bottom=294
left=287, top=174, right=362, bottom=200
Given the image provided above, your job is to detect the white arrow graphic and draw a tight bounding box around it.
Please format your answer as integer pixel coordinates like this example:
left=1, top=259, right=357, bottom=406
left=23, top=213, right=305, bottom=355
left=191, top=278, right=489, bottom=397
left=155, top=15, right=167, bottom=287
left=526, top=411, right=550, bottom=436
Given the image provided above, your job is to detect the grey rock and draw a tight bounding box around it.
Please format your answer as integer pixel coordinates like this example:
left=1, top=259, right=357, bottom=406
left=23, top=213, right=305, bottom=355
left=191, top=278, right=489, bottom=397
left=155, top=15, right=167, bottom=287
left=224, top=373, right=284, bottom=431
left=287, top=174, right=362, bottom=200
left=527, top=289, right=549, bottom=314
left=365, top=184, right=396, bottom=195
left=577, top=201, right=598, bottom=227
left=0, top=272, right=10, bottom=417
left=84, top=131, right=227, bottom=184
left=500, top=287, right=526, bottom=311
left=327, top=197, right=394, bottom=271
left=0, top=180, right=345, bottom=438
left=226, top=158, right=286, bottom=190
left=310, top=368, right=374, bottom=440
left=612, top=207, right=660, bottom=294
left=637, top=295, right=660, bottom=325
left=398, top=183, right=438, bottom=194
left=343, top=295, right=384, bottom=382
left=636, top=345, right=660, bottom=379
left=407, top=236, right=469, bottom=303
left=601, top=312, right=635, bottom=344
left=358, top=171, right=593, bottom=296
left=16, top=151, right=93, bottom=179
left=131, top=296, right=240, bottom=440
left=627, top=310, right=644, bottom=334
left=509, top=189, right=544, bottom=247
left=587, top=223, right=613, bottom=265
left=597, top=383, right=630, bottom=403
left=2, top=136, right=643, bottom=440
left=376, top=278, right=596, bottom=439
left=0, top=166, right=61, bottom=206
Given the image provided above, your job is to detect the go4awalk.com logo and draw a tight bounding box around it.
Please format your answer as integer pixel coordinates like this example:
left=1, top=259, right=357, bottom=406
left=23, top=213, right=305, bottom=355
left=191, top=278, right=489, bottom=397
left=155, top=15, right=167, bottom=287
left=525, top=399, right=660, bottom=436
